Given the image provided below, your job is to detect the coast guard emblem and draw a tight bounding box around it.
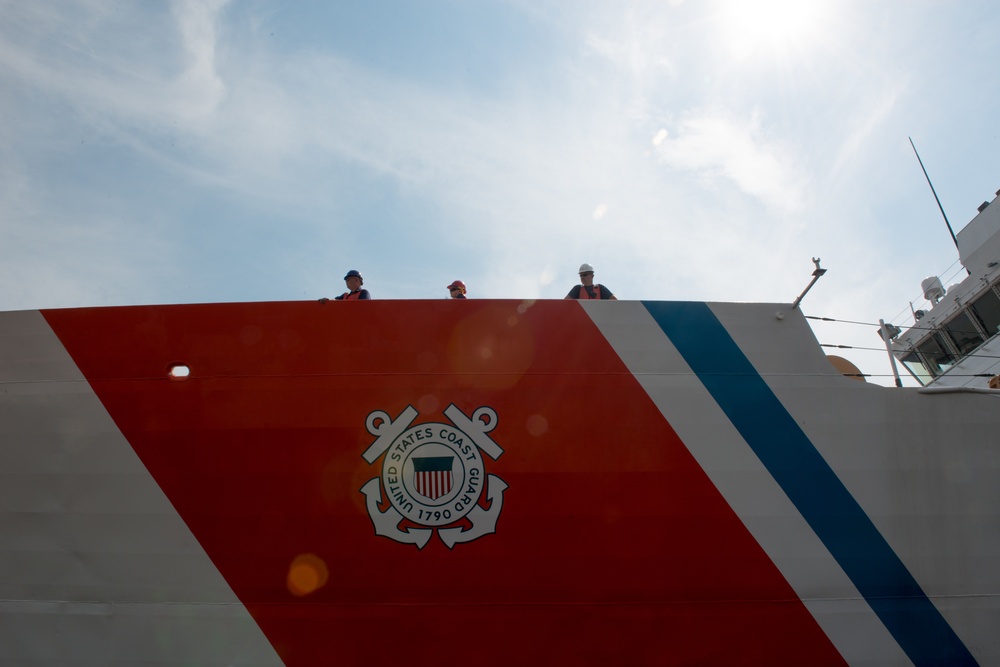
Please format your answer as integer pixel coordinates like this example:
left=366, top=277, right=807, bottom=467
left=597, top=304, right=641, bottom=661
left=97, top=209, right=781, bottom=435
left=360, top=404, right=508, bottom=549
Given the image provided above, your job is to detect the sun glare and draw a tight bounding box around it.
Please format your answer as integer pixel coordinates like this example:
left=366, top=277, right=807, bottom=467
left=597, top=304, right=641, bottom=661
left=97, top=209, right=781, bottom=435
left=723, top=0, right=828, bottom=59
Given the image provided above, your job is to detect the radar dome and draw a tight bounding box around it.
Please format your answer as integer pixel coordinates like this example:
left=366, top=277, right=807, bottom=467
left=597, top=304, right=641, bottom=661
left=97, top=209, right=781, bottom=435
left=921, top=276, right=945, bottom=303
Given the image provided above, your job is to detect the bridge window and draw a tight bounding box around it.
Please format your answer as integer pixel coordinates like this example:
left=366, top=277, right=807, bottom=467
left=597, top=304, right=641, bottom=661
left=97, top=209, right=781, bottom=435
left=916, top=333, right=955, bottom=377
left=943, top=310, right=985, bottom=356
left=970, top=287, right=1000, bottom=338
left=899, top=351, right=931, bottom=386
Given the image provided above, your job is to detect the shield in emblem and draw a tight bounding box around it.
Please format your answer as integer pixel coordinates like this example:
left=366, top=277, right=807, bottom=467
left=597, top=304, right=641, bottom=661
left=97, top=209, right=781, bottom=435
left=412, top=456, right=454, bottom=501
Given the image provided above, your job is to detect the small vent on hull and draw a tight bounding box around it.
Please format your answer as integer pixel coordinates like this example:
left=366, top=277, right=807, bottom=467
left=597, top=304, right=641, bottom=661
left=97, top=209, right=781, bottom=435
left=167, top=363, right=191, bottom=380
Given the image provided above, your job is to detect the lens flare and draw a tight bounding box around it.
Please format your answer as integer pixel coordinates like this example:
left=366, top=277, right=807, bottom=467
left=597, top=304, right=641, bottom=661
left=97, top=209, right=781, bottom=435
left=526, top=414, right=548, bottom=437
left=287, top=553, right=329, bottom=597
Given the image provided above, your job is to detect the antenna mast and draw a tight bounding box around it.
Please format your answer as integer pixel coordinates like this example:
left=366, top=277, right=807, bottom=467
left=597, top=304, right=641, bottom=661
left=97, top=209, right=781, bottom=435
left=908, top=136, right=961, bottom=255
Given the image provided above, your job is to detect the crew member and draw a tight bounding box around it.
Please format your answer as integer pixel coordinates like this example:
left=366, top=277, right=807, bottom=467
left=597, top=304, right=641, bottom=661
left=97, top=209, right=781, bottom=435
left=447, top=280, right=467, bottom=299
left=565, top=263, right=616, bottom=300
left=335, top=269, right=371, bottom=300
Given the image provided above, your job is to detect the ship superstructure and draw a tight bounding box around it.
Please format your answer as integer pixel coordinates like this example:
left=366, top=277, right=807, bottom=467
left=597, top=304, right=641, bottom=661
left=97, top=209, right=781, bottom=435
left=890, top=188, right=1000, bottom=387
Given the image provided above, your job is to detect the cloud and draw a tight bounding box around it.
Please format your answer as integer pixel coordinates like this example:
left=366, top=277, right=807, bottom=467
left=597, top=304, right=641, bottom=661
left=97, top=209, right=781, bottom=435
left=828, top=85, right=903, bottom=182
left=653, top=110, right=809, bottom=215
left=0, top=3, right=225, bottom=128
left=169, top=0, right=229, bottom=121
left=3, top=0, right=812, bottom=307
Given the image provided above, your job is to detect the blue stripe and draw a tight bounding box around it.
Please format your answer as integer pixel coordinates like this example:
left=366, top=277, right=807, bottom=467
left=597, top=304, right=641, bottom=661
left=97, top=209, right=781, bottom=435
left=643, top=301, right=976, bottom=667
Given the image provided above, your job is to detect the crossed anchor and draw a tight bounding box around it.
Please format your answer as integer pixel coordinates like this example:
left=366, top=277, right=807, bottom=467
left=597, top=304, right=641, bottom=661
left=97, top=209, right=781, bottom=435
left=360, top=404, right=508, bottom=549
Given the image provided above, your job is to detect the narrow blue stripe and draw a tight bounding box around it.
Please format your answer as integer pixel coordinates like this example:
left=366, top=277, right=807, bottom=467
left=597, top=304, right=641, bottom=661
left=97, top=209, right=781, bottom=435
left=643, top=301, right=976, bottom=667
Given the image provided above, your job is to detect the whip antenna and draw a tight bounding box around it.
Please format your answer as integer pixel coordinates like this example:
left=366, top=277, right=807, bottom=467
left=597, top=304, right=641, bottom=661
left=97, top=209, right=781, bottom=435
left=909, top=137, right=964, bottom=263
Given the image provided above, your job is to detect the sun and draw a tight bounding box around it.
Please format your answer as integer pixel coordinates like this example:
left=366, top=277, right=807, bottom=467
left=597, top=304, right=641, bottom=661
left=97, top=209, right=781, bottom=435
left=721, top=0, right=829, bottom=59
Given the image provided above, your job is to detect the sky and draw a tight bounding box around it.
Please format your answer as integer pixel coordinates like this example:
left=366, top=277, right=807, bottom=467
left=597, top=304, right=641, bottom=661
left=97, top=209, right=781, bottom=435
left=2, top=0, right=998, bottom=386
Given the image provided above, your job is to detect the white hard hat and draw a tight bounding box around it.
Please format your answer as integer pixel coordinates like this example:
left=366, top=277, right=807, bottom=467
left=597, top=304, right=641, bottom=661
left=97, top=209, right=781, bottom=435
left=578, top=263, right=594, bottom=274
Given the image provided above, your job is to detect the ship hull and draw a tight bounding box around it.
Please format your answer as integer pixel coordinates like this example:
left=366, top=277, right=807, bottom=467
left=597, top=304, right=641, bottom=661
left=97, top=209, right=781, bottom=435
left=2, top=300, right=996, bottom=665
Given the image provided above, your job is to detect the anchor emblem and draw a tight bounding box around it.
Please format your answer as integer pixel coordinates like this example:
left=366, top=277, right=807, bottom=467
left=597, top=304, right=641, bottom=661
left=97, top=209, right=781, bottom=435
left=360, top=404, right=507, bottom=549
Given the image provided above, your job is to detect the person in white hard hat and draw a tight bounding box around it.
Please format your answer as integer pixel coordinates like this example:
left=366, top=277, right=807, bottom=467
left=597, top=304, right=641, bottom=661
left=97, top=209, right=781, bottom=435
left=565, top=263, right=617, bottom=300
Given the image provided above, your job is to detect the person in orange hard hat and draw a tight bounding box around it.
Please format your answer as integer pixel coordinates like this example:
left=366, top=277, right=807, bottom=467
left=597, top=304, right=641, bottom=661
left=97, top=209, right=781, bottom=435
left=447, top=280, right=467, bottom=299
left=565, top=263, right=616, bottom=300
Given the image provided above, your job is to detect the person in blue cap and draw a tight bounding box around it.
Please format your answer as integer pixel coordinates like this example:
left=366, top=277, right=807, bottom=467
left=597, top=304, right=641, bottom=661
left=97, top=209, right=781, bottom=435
left=335, top=269, right=371, bottom=300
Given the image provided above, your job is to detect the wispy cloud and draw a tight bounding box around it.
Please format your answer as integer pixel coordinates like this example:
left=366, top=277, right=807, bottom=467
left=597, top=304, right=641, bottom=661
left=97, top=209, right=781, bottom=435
left=169, top=0, right=229, bottom=121
left=828, top=86, right=904, bottom=182
left=653, top=110, right=809, bottom=215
